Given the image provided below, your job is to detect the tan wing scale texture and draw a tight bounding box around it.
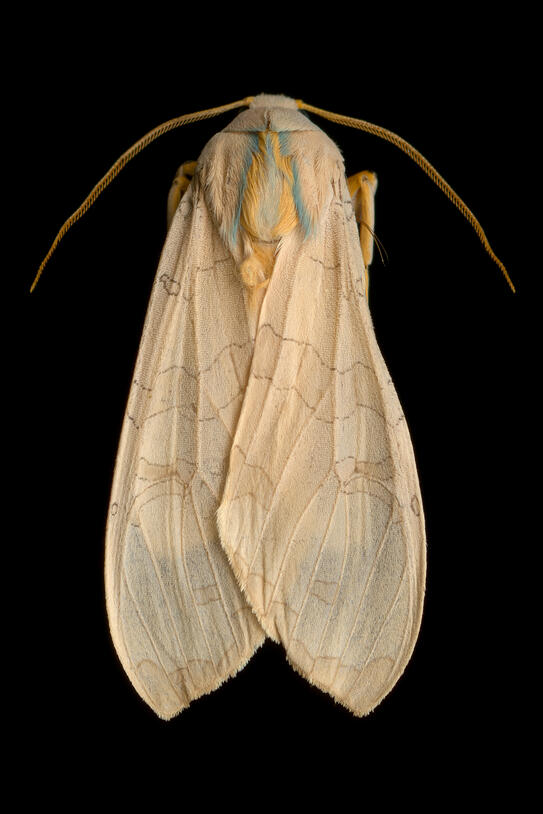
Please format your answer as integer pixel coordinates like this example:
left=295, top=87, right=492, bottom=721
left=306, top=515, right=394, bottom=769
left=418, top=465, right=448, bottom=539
left=105, top=182, right=266, bottom=720
left=217, top=153, right=425, bottom=716
left=106, top=94, right=426, bottom=718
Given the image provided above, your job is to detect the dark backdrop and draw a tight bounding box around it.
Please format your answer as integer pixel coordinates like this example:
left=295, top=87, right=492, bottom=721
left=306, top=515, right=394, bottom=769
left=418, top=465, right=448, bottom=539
left=19, top=14, right=533, bottom=802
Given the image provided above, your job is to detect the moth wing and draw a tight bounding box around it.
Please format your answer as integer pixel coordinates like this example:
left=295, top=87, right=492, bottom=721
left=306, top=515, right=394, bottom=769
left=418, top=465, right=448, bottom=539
left=105, top=181, right=265, bottom=720
left=218, top=173, right=426, bottom=716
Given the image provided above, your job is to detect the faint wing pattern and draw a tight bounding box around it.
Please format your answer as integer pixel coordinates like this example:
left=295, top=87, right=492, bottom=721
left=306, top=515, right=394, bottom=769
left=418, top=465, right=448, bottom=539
left=218, top=168, right=426, bottom=716
left=105, top=184, right=266, bottom=720
left=106, top=93, right=426, bottom=719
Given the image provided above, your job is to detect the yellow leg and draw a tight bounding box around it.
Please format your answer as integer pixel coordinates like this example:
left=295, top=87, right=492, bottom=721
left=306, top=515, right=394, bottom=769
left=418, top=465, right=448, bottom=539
left=347, top=171, right=378, bottom=294
left=167, top=161, right=197, bottom=227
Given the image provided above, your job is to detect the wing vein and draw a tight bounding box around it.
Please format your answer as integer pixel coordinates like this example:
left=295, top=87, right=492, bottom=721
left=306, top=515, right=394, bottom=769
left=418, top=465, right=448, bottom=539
left=128, top=516, right=196, bottom=685
left=288, top=482, right=341, bottom=646
left=189, top=483, right=243, bottom=659
left=330, top=509, right=394, bottom=691
left=241, top=379, right=331, bottom=565
left=120, top=570, right=184, bottom=704
left=263, top=464, right=336, bottom=615
left=187, top=276, right=222, bottom=678
left=308, top=490, right=351, bottom=678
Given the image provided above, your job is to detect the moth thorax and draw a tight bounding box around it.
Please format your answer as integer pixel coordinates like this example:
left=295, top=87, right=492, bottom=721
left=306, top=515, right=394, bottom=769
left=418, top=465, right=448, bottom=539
left=239, top=130, right=299, bottom=290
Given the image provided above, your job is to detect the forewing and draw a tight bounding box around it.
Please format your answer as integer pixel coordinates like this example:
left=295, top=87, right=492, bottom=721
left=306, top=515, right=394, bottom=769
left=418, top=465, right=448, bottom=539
left=218, top=177, right=426, bottom=716
left=105, top=182, right=265, bottom=720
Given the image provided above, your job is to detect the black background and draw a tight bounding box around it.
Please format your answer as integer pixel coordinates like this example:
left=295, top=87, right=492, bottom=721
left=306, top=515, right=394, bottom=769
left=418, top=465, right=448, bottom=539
left=18, top=11, right=534, bottom=802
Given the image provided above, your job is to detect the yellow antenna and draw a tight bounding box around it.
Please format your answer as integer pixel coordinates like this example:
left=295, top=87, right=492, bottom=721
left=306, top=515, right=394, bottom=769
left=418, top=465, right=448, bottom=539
left=30, top=97, right=255, bottom=292
left=298, top=100, right=515, bottom=293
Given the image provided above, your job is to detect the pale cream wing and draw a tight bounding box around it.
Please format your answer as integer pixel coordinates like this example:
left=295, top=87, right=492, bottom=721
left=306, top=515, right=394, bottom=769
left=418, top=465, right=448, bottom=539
left=218, top=174, right=426, bottom=716
left=105, top=181, right=265, bottom=720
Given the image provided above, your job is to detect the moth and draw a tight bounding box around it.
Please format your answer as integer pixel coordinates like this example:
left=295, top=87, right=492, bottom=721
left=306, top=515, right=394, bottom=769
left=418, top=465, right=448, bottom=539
left=33, top=93, right=512, bottom=719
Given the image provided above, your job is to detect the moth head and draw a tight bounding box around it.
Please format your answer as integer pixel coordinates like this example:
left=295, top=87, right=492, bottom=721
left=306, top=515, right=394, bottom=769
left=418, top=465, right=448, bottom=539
left=198, top=98, right=344, bottom=291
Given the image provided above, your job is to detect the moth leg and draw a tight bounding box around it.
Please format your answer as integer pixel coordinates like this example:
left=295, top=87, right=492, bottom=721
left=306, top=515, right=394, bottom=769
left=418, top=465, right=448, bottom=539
left=347, top=171, right=378, bottom=292
left=167, top=160, right=197, bottom=227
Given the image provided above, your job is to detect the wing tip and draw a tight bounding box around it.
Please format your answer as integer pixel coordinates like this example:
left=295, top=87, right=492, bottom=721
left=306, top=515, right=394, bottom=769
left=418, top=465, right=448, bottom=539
left=282, top=647, right=422, bottom=718
left=120, top=636, right=269, bottom=721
